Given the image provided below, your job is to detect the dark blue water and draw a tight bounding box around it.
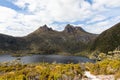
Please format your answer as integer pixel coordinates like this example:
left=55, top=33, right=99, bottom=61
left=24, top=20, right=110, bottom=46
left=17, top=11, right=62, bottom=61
left=0, top=54, right=94, bottom=64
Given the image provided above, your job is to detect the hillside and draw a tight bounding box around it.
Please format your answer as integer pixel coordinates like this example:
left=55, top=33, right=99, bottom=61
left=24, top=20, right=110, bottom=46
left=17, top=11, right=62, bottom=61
left=0, top=24, right=97, bottom=54
left=90, top=22, right=120, bottom=53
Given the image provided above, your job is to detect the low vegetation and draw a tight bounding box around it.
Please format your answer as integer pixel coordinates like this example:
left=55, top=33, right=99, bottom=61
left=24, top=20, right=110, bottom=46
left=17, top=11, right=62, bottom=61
left=0, top=55, right=120, bottom=80
left=78, top=50, right=120, bottom=79
left=0, top=60, right=83, bottom=80
left=85, top=56, right=120, bottom=79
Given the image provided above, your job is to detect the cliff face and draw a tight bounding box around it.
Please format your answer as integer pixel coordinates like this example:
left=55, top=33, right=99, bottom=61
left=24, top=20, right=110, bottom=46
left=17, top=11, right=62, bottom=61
left=63, top=24, right=86, bottom=33
left=0, top=24, right=97, bottom=54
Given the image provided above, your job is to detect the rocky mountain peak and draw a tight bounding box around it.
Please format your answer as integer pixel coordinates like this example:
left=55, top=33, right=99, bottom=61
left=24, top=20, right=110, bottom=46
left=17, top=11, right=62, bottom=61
left=64, top=24, right=75, bottom=33
left=39, top=24, right=53, bottom=31
left=29, top=24, right=53, bottom=35
left=75, top=27, right=86, bottom=32
left=64, top=24, right=85, bottom=33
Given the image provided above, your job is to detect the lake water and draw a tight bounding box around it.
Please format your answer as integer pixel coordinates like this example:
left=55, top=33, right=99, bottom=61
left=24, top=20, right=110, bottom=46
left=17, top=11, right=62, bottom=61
left=0, top=54, right=94, bottom=64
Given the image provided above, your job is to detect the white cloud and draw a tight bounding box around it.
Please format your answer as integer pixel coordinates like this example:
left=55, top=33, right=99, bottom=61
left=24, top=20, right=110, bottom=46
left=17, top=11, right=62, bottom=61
left=92, top=0, right=120, bottom=11
left=83, top=21, right=110, bottom=34
left=0, top=6, right=36, bottom=36
left=0, top=6, right=17, bottom=22
left=0, top=0, right=120, bottom=36
left=83, top=16, right=120, bottom=34
left=87, top=15, right=106, bottom=24
left=12, top=0, right=93, bottom=22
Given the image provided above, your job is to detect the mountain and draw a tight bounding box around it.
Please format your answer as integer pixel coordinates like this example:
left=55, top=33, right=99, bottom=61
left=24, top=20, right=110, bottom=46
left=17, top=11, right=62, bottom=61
left=0, top=34, right=28, bottom=53
left=90, top=22, right=120, bottom=53
left=0, top=24, right=97, bottom=54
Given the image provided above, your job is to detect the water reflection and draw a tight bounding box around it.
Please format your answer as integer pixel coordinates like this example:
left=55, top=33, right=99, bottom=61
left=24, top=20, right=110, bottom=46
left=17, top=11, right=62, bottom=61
left=0, top=54, right=94, bottom=64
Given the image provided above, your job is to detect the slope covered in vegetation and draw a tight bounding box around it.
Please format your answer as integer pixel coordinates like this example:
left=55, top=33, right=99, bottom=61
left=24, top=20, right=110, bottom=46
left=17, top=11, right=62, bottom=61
left=90, top=22, right=120, bottom=53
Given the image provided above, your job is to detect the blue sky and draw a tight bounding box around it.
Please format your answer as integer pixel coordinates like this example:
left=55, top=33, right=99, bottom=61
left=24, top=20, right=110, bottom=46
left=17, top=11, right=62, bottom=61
left=85, top=0, right=93, bottom=4
left=0, top=0, right=120, bottom=36
left=0, top=0, right=21, bottom=10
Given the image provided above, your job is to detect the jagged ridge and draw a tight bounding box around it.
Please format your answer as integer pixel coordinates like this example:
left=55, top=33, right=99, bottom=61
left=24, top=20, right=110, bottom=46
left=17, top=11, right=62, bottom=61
left=0, top=24, right=97, bottom=54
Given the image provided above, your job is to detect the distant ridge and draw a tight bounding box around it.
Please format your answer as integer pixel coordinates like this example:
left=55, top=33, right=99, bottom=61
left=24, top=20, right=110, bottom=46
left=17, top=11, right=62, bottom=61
left=1, top=22, right=119, bottom=55
left=0, top=24, right=97, bottom=54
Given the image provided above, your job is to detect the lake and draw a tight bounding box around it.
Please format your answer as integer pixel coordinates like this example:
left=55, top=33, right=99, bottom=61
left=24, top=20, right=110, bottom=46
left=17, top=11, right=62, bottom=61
left=0, top=54, right=94, bottom=64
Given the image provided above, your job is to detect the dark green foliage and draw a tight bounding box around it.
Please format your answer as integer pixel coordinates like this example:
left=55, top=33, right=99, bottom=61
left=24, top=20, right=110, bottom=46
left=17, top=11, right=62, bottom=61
left=63, top=40, right=86, bottom=53
left=90, top=22, right=120, bottom=53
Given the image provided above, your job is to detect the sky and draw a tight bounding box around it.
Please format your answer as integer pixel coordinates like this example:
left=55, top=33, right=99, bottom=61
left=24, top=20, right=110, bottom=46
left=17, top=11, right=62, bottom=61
left=0, top=0, right=120, bottom=36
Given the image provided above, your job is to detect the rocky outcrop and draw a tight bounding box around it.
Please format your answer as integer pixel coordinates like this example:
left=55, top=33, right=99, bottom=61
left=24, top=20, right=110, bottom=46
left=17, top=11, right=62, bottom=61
left=39, top=24, right=53, bottom=32
left=63, top=24, right=86, bottom=33
left=64, top=24, right=75, bottom=33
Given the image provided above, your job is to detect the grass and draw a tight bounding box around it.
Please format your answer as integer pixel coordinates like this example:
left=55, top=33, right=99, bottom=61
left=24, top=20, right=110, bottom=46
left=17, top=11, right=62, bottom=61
left=0, top=61, right=83, bottom=80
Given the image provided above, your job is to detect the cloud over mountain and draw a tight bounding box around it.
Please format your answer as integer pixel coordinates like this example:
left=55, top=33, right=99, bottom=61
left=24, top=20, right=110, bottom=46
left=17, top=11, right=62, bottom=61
left=0, top=0, right=120, bottom=36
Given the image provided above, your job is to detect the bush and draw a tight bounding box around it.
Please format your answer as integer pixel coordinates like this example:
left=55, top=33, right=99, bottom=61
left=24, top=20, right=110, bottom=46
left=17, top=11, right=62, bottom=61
left=0, top=61, right=83, bottom=80
left=85, top=59, right=120, bottom=75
